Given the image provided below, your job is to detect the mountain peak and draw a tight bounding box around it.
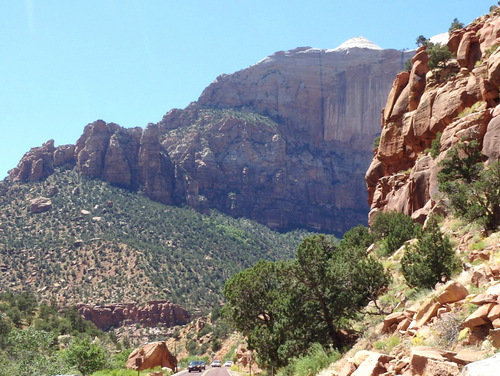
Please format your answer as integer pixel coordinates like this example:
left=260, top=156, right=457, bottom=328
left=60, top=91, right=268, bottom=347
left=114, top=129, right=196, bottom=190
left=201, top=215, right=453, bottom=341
left=332, top=37, right=382, bottom=51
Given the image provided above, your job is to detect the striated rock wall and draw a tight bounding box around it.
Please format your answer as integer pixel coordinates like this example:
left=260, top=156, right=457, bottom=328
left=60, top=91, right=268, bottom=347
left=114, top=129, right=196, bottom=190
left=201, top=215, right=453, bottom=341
left=198, top=46, right=412, bottom=150
left=77, top=300, right=190, bottom=330
left=8, top=41, right=413, bottom=234
left=366, top=11, right=500, bottom=225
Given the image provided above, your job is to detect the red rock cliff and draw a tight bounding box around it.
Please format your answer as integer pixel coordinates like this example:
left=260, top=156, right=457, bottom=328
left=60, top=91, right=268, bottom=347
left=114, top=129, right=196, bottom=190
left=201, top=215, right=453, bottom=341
left=366, top=11, right=500, bottom=224
left=77, top=300, right=190, bottom=330
left=8, top=40, right=413, bottom=234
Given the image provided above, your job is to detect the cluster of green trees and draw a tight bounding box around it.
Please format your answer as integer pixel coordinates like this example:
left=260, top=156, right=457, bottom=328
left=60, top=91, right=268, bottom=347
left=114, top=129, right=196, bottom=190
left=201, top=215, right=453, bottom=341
left=405, top=18, right=463, bottom=71
left=0, top=291, right=130, bottom=375
left=223, top=206, right=461, bottom=370
left=223, top=232, right=391, bottom=369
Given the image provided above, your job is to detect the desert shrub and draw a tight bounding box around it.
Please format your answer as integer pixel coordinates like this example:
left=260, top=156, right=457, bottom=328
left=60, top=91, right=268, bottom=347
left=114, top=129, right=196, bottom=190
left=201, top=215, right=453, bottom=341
left=432, top=312, right=461, bottom=348
left=484, top=43, right=500, bottom=58
left=276, top=343, right=341, bottom=376
left=374, top=335, right=400, bottom=353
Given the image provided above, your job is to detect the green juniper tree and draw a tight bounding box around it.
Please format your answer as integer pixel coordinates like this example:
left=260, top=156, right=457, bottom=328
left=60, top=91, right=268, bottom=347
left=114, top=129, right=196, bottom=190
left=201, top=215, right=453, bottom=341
left=371, top=211, right=421, bottom=256
left=402, top=216, right=458, bottom=289
left=438, top=140, right=500, bottom=231
left=449, top=18, right=464, bottom=33
left=223, top=235, right=390, bottom=369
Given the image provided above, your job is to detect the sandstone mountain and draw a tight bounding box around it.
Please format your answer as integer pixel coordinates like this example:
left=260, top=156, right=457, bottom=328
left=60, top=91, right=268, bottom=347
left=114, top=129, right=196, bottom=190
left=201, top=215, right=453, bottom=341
left=366, top=11, right=500, bottom=225
left=8, top=40, right=413, bottom=235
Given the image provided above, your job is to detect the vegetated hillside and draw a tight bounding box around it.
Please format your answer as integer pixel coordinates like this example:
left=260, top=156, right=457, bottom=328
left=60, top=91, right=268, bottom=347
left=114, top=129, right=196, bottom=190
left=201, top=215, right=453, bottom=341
left=0, top=168, right=309, bottom=312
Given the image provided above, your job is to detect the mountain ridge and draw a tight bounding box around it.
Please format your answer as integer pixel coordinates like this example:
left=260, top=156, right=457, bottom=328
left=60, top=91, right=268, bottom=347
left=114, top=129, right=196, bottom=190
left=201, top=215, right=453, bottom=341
left=7, top=43, right=414, bottom=235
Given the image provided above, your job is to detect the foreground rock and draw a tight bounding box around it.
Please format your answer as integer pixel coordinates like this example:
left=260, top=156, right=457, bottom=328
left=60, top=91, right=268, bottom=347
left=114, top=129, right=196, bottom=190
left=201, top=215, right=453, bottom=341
left=126, top=341, right=177, bottom=372
left=8, top=40, right=413, bottom=234
left=461, top=353, right=500, bottom=376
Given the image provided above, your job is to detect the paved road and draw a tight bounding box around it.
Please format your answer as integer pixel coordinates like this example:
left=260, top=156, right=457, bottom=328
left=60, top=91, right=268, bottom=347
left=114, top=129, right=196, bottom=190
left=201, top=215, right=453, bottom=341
left=176, top=366, right=232, bottom=376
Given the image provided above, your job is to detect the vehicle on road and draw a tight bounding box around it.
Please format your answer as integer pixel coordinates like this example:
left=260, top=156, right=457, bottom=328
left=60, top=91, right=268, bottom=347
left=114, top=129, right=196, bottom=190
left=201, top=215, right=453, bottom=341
left=188, top=360, right=205, bottom=372
left=224, top=361, right=233, bottom=367
left=211, top=360, right=221, bottom=367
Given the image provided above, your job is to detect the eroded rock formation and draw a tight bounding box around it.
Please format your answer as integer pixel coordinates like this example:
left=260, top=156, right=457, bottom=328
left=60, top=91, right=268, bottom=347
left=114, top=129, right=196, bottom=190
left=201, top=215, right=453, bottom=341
left=8, top=39, right=413, bottom=234
left=366, top=12, right=500, bottom=225
left=126, top=341, right=177, bottom=372
left=77, top=300, right=190, bottom=330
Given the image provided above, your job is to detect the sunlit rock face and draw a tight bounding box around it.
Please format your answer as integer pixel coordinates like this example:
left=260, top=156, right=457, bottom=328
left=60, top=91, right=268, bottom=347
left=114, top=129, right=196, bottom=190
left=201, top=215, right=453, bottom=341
left=366, top=12, right=500, bottom=226
left=198, top=39, right=412, bottom=151
left=8, top=38, right=413, bottom=235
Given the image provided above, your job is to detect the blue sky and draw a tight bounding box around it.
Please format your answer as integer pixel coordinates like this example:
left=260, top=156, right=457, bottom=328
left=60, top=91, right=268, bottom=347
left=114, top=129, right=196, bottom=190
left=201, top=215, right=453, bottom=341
left=0, top=0, right=496, bottom=179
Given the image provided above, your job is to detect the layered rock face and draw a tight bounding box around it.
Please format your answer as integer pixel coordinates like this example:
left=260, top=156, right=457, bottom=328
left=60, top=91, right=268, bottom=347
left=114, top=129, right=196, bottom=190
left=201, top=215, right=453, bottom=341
left=8, top=40, right=413, bottom=234
left=366, top=12, right=500, bottom=224
left=77, top=300, right=190, bottom=330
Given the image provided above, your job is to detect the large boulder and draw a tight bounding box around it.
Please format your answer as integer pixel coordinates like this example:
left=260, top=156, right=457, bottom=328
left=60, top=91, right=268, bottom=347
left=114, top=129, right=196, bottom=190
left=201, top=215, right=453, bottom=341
left=126, top=341, right=177, bottom=371
left=351, top=352, right=393, bottom=376
left=410, top=347, right=458, bottom=376
left=461, top=353, right=500, bottom=376
left=437, top=281, right=469, bottom=304
left=29, top=197, right=52, bottom=213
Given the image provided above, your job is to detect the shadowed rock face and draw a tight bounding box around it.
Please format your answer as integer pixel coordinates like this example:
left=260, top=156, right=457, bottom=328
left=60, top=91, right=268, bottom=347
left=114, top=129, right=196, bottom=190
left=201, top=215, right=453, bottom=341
left=77, top=300, right=190, bottom=330
left=366, top=12, right=500, bottom=225
left=8, top=41, right=413, bottom=235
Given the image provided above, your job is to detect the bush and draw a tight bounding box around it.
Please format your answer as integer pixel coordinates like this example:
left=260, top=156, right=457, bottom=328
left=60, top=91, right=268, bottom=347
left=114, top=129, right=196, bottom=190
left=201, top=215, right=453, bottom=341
left=432, top=312, right=461, bottom=348
left=427, top=132, right=442, bottom=159
left=402, top=216, right=459, bottom=289
left=276, top=343, right=341, bottom=376
left=371, top=212, right=421, bottom=256
left=427, top=43, right=454, bottom=69
left=438, top=141, right=500, bottom=231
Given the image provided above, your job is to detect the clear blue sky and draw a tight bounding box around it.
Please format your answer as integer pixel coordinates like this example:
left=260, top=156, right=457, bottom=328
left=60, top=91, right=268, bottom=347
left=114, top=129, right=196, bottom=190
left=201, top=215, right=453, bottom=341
left=0, top=0, right=495, bottom=179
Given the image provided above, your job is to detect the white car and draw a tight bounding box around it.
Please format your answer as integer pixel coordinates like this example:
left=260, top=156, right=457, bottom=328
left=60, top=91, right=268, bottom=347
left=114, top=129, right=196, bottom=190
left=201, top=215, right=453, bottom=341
left=224, top=361, right=233, bottom=367
left=211, top=360, right=221, bottom=367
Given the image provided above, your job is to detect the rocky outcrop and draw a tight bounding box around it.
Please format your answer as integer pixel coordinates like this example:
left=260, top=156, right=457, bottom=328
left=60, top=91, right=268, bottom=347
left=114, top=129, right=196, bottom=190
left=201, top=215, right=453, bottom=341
left=126, top=341, right=177, bottom=371
left=7, top=40, right=413, bottom=234
left=77, top=300, right=190, bottom=330
left=462, top=353, right=500, bottom=375
left=366, top=11, right=500, bottom=224
left=29, top=197, right=53, bottom=213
